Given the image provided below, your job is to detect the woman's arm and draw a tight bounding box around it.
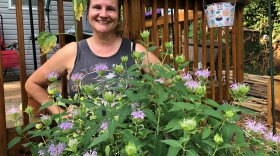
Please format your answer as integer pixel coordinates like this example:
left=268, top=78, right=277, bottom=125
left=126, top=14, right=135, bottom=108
left=25, top=42, right=77, bottom=114
left=135, top=43, right=161, bottom=74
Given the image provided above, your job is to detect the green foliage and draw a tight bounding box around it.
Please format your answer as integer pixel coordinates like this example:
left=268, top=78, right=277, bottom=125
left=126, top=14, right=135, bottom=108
left=244, top=0, right=280, bottom=38
left=7, top=32, right=280, bottom=155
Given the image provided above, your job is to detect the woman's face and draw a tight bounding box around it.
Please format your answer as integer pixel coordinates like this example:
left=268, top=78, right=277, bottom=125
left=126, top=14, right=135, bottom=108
left=88, top=0, right=119, bottom=34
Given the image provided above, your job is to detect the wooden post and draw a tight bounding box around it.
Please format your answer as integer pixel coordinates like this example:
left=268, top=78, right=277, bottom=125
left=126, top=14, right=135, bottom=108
left=38, top=0, right=46, bottom=64
left=57, top=0, right=68, bottom=98
left=128, top=0, right=142, bottom=42
left=151, top=0, right=159, bottom=57
left=0, top=48, right=7, bottom=156
left=235, top=4, right=244, bottom=83
left=16, top=0, right=29, bottom=127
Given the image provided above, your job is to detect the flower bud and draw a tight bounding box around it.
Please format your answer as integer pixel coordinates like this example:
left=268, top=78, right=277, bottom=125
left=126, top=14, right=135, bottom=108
left=140, top=30, right=150, bottom=40
left=175, top=55, right=185, bottom=64
left=132, top=51, right=141, bottom=60
left=80, top=97, right=85, bottom=101
left=121, top=56, right=128, bottom=63
left=225, top=110, right=235, bottom=118
left=170, top=53, right=174, bottom=59
left=105, top=145, right=110, bottom=156
left=24, top=106, right=34, bottom=116
left=165, top=41, right=173, bottom=49
left=125, top=142, right=137, bottom=156
left=214, top=133, right=223, bottom=144
left=114, top=115, right=119, bottom=122
left=35, top=123, right=43, bottom=130
left=195, top=84, right=206, bottom=96
left=179, top=118, right=197, bottom=132
left=68, top=138, right=78, bottom=148
left=104, top=92, right=114, bottom=103
left=114, top=64, right=124, bottom=74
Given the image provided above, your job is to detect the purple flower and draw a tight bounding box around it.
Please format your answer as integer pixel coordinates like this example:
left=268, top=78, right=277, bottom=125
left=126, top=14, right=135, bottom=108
left=58, top=121, right=74, bottom=130
left=7, top=105, right=19, bottom=115
left=83, top=150, right=98, bottom=156
left=194, top=69, right=210, bottom=79
left=71, top=73, right=83, bottom=83
left=245, top=119, right=267, bottom=134
left=48, top=142, right=66, bottom=156
left=155, top=78, right=165, bottom=84
left=131, top=110, right=145, bottom=119
left=40, top=114, right=50, bottom=121
left=100, top=121, right=108, bottom=131
left=94, top=63, right=108, bottom=72
left=47, top=72, right=59, bottom=82
left=181, top=73, right=192, bottom=81
left=38, top=149, right=45, bottom=156
left=184, top=80, right=199, bottom=90
left=264, top=132, right=280, bottom=144
left=230, top=83, right=238, bottom=91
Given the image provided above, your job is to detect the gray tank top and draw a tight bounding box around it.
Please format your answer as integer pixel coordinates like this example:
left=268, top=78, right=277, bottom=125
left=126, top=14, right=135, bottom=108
left=68, top=38, right=135, bottom=97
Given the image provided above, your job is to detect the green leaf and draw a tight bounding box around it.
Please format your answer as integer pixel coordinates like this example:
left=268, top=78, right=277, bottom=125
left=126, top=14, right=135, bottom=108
left=156, top=92, right=168, bottom=105
left=22, top=142, right=33, bottom=148
left=39, top=101, right=53, bottom=112
left=118, top=105, right=131, bottom=123
left=147, top=46, right=158, bottom=52
left=108, top=120, right=117, bottom=138
left=167, top=146, right=181, bottom=156
left=144, top=109, right=157, bottom=125
left=38, top=31, right=57, bottom=55
left=169, top=102, right=194, bottom=112
left=88, top=133, right=109, bottom=148
left=186, top=149, right=200, bottom=156
left=161, top=139, right=181, bottom=148
left=22, top=122, right=36, bottom=133
left=201, top=127, right=212, bottom=139
left=121, top=129, right=140, bottom=145
left=15, top=126, right=23, bottom=135
left=7, top=136, right=21, bottom=149
left=29, top=130, right=50, bottom=138
left=204, top=98, right=220, bottom=108
left=202, top=108, right=223, bottom=120
left=202, top=140, right=215, bottom=148
left=218, top=143, right=234, bottom=150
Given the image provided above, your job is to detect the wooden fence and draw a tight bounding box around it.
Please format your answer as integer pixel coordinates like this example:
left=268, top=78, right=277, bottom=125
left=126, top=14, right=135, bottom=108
left=0, top=0, right=248, bottom=155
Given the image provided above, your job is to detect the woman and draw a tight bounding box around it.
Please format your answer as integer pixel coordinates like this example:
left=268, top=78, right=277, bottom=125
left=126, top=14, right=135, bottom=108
left=25, top=0, right=161, bottom=114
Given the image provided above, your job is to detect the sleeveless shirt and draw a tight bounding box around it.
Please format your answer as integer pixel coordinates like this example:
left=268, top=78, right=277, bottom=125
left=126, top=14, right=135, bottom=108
left=68, top=38, right=135, bottom=98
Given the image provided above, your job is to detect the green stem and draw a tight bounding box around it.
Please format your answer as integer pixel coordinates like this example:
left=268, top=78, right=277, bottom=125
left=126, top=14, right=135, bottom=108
left=212, top=145, right=219, bottom=156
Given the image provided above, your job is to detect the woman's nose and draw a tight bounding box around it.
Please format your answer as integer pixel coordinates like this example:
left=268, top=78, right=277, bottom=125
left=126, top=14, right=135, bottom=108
left=99, top=9, right=108, bottom=18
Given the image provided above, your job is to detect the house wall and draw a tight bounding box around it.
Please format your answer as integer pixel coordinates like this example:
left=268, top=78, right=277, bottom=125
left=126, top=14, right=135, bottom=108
left=0, top=0, right=74, bottom=80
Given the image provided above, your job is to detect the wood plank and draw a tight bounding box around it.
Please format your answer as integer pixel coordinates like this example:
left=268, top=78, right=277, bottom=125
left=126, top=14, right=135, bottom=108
left=163, top=0, right=169, bottom=64
left=236, top=4, right=244, bottom=82
left=193, top=0, right=198, bottom=68
left=173, top=0, right=180, bottom=68
left=152, top=0, right=159, bottom=57
left=210, top=28, right=215, bottom=100
left=122, top=0, right=129, bottom=39
left=0, top=50, right=7, bottom=156
left=16, top=0, right=29, bottom=127
left=217, top=28, right=223, bottom=101
left=183, top=0, right=189, bottom=72
left=37, top=0, right=46, bottom=64
left=145, top=11, right=202, bottom=28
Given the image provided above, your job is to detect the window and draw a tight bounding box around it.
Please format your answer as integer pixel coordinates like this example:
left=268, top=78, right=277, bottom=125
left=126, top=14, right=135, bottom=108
left=9, top=0, right=38, bottom=9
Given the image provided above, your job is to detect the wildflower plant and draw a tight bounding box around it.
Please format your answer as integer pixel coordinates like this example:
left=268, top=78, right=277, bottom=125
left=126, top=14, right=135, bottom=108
left=8, top=32, right=280, bottom=156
